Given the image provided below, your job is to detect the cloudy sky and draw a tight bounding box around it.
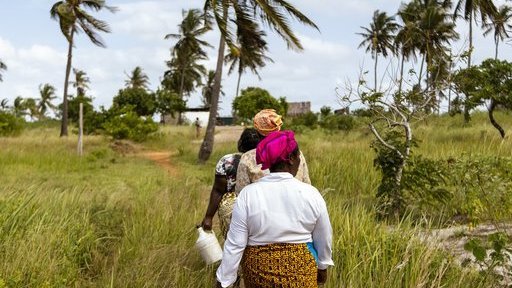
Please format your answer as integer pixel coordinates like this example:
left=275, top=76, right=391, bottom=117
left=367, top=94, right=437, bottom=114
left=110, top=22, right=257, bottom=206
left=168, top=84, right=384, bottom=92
left=1, top=0, right=511, bottom=116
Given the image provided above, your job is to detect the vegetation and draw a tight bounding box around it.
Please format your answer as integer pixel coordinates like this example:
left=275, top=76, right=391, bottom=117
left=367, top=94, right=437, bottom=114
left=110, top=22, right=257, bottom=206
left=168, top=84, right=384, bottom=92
left=198, top=0, right=319, bottom=163
left=231, top=87, right=287, bottom=122
left=0, top=59, right=6, bottom=82
left=50, top=0, right=116, bottom=137
left=0, top=115, right=510, bottom=287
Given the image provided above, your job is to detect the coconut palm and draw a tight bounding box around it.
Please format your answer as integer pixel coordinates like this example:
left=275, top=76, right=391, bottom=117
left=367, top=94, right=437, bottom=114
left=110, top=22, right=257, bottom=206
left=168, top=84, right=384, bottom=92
left=13, top=97, right=25, bottom=118
left=38, top=84, right=58, bottom=119
left=395, top=2, right=423, bottom=95
left=165, top=9, right=211, bottom=99
left=199, top=0, right=319, bottom=162
left=71, top=68, right=90, bottom=97
left=125, top=66, right=150, bottom=90
left=163, top=52, right=207, bottom=98
left=358, top=10, right=399, bottom=91
left=483, top=5, right=512, bottom=59
left=0, top=59, right=6, bottom=82
left=50, top=0, right=116, bottom=136
left=453, top=0, right=495, bottom=122
left=454, top=0, right=498, bottom=67
left=0, top=99, right=9, bottom=110
left=225, top=19, right=273, bottom=98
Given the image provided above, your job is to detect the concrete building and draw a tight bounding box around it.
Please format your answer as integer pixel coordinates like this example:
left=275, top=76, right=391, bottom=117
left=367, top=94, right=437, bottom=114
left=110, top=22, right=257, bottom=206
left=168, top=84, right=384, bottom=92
left=287, top=102, right=311, bottom=117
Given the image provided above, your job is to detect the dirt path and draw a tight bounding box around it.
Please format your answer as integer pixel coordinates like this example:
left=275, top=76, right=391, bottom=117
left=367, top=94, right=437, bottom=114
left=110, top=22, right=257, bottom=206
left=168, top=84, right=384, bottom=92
left=140, top=151, right=178, bottom=176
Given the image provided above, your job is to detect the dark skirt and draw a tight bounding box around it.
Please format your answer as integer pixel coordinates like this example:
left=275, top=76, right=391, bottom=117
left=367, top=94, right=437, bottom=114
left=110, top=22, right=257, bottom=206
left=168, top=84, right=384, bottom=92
left=242, top=243, right=317, bottom=288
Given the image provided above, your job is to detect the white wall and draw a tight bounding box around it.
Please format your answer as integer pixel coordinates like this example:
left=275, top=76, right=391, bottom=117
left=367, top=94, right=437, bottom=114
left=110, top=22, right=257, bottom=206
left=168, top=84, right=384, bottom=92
left=182, top=111, right=209, bottom=126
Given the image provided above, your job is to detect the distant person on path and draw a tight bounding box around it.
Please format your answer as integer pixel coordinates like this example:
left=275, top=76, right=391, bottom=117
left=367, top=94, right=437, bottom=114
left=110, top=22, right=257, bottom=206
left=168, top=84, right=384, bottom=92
left=235, top=109, right=310, bottom=195
left=194, top=117, right=201, bottom=138
left=200, top=128, right=263, bottom=238
left=216, top=131, right=334, bottom=287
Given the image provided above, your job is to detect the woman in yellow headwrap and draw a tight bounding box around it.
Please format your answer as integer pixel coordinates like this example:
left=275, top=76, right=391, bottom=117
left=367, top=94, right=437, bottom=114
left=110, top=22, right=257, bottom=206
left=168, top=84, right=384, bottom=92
left=235, top=109, right=311, bottom=195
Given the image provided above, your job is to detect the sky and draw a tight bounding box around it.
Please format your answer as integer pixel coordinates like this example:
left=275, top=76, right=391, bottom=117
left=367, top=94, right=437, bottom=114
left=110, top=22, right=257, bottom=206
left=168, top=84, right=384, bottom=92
left=0, top=0, right=511, bottom=116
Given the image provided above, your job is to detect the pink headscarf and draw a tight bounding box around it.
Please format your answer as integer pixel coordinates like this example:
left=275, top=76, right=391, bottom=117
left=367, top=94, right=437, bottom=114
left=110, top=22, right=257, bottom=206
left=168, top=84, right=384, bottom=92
left=256, top=131, right=298, bottom=170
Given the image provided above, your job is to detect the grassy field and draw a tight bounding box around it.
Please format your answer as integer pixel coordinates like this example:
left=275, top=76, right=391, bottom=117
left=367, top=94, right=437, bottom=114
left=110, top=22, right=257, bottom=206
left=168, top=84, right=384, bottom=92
left=0, top=113, right=511, bottom=287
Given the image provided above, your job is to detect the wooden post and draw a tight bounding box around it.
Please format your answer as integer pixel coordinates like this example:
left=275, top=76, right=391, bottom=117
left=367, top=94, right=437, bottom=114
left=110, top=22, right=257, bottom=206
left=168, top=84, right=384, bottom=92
left=77, top=103, right=83, bottom=156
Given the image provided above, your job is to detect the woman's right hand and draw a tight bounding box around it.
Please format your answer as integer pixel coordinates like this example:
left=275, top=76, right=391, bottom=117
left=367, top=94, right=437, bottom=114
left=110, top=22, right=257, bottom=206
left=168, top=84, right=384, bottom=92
left=201, top=216, right=213, bottom=231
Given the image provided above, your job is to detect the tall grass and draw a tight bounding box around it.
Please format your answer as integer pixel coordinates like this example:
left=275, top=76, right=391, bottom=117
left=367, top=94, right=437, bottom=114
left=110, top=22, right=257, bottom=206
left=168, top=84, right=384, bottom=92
left=0, top=113, right=510, bottom=287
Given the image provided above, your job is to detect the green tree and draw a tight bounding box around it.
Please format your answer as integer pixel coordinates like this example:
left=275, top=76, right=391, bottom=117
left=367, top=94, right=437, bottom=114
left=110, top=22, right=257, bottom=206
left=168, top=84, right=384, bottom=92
left=125, top=66, right=150, bottom=90
left=164, top=9, right=211, bottom=99
left=201, top=70, right=226, bottom=108
left=199, top=0, right=318, bottom=162
left=232, top=87, right=287, bottom=122
left=483, top=5, right=512, bottom=60
left=50, top=0, right=116, bottom=137
left=454, top=0, right=498, bottom=67
left=452, top=59, right=512, bottom=138
left=453, top=0, right=498, bottom=123
left=225, top=19, right=272, bottom=98
left=113, top=87, right=156, bottom=117
left=155, top=88, right=186, bottom=124
left=0, top=59, right=6, bottom=82
left=71, top=68, right=90, bottom=97
left=13, top=96, right=25, bottom=118
left=23, top=98, right=38, bottom=121
left=37, top=83, right=58, bottom=119
left=358, top=10, right=399, bottom=91
left=0, top=99, right=9, bottom=110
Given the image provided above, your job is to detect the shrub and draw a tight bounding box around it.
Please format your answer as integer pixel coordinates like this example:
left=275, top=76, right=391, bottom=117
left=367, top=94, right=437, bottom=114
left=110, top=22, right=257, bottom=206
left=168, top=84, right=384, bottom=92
left=103, top=107, right=158, bottom=142
left=0, top=111, right=24, bottom=136
left=320, top=114, right=355, bottom=132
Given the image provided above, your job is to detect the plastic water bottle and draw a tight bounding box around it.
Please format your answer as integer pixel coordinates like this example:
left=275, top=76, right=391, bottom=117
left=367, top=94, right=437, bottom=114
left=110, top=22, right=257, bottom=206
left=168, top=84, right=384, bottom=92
left=195, top=227, right=223, bottom=264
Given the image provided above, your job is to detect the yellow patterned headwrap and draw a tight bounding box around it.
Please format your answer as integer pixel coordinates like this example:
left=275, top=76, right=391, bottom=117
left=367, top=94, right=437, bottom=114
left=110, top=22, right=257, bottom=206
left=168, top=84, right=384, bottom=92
left=253, top=109, right=283, bottom=136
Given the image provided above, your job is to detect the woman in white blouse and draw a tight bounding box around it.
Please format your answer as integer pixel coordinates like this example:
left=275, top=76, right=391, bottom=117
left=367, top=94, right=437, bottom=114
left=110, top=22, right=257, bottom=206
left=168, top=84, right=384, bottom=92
left=216, top=130, right=333, bottom=288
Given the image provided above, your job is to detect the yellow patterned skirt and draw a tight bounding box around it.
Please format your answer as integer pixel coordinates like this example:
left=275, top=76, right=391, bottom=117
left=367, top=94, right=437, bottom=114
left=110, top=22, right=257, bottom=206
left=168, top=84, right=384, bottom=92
left=217, top=192, right=237, bottom=239
left=242, top=243, right=317, bottom=288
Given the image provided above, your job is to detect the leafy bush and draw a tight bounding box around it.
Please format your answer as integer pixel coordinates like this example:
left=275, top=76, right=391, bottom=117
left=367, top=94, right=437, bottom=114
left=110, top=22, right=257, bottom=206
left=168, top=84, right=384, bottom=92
left=103, top=107, right=158, bottom=142
left=320, top=114, right=355, bottom=132
left=0, top=111, right=24, bottom=136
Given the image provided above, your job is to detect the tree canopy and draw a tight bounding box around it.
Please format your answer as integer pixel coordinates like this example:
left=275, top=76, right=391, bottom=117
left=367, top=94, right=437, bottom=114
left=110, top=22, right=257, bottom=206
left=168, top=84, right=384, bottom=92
left=232, top=87, right=287, bottom=121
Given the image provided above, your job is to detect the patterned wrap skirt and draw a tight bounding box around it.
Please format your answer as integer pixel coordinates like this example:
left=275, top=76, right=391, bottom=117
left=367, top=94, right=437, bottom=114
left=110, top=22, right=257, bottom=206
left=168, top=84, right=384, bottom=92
left=217, top=192, right=237, bottom=239
left=242, top=243, right=318, bottom=288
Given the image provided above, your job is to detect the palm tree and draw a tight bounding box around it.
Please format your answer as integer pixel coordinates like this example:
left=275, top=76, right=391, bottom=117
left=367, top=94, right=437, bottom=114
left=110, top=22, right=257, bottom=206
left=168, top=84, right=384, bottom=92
left=0, top=99, right=9, bottom=110
left=483, top=5, right=512, bottom=59
left=454, top=0, right=498, bottom=67
left=201, top=70, right=225, bottom=108
left=225, top=20, right=273, bottom=98
left=23, top=98, right=38, bottom=121
left=125, top=66, right=150, bottom=90
left=395, top=2, right=422, bottom=95
left=453, top=0, right=496, bottom=123
left=358, top=10, right=399, bottom=91
left=165, top=9, right=211, bottom=99
left=13, top=96, right=25, bottom=118
left=0, top=59, right=6, bottom=82
left=50, top=0, right=116, bottom=136
left=416, top=1, right=459, bottom=112
left=38, top=84, right=58, bottom=119
left=71, top=68, right=90, bottom=97
left=199, top=0, right=319, bottom=163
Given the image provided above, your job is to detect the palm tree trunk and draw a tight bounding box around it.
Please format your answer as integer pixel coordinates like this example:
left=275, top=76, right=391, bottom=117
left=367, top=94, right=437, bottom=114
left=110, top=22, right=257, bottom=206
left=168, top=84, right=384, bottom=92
left=495, top=38, right=499, bottom=60
left=177, top=67, right=186, bottom=125
left=463, top=13, right=473, bottom=124
left=398, top=53, right=405, bottom=96
left=198, top=8, right=228, bottom=163
left=374, top=51, right=378, bottom=91
left=60, top=29, right=74, bottom=137
left=418, top=54, right=425, bottom=88
left=235, top=71, right=242, bottom=98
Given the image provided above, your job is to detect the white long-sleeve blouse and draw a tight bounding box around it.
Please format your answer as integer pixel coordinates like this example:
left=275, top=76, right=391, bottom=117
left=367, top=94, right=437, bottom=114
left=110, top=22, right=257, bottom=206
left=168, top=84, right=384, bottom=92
left=216, top=172, right=334, bottom=287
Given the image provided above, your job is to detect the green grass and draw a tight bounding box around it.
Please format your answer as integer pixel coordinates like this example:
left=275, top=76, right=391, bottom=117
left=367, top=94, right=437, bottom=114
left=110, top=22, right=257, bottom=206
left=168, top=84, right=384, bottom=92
left=0, top=113, right=510, bottom=287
